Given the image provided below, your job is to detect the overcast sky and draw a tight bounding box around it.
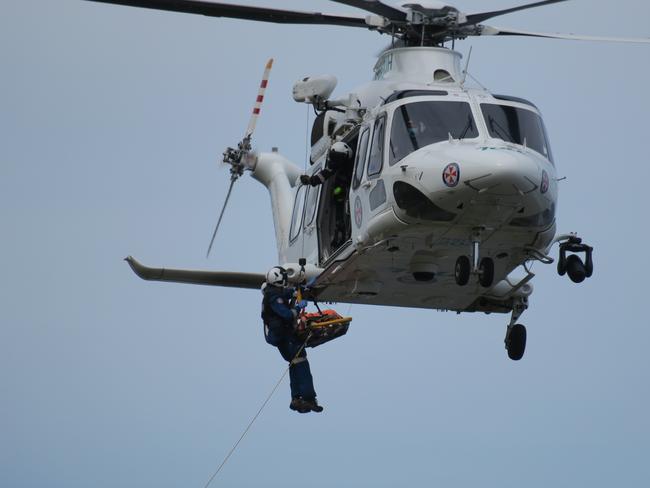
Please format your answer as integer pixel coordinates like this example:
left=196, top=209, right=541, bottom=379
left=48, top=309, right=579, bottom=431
left=2, top=1, right=650, bottom=487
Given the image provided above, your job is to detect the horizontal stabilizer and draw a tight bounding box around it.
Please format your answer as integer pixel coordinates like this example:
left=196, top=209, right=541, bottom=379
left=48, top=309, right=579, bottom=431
left=125, top=256, right=265, bottom=289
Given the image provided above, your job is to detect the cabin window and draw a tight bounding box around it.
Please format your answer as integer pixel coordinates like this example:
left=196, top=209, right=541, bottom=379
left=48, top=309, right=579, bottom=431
left=303, top=171, right=321, bottom=228
left=481, top=104, right=554, bottom=163
left=311, top=111, right=326, bottom=146
left=389, top=101, right=478, bottom=166
left=352, top=128, right=370, bottom=190
left=367, top=115, right=386, bottom=178
left=289, top=185, right=307, bottom=243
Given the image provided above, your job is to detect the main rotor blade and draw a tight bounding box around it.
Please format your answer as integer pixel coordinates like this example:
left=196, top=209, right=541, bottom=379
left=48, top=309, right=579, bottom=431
left=206, top=177, right=237, bottom=258
left=465, top=0, right=569, bottom=26
left=86, top=0, right=369, bottom=28
left=329, top=0, right=407, bottom=21
left=480, top=25, right=650, bottom=43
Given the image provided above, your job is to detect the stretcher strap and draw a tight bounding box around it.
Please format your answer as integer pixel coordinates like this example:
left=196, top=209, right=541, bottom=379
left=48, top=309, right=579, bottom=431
left=308, top=317, right=352, bottom=328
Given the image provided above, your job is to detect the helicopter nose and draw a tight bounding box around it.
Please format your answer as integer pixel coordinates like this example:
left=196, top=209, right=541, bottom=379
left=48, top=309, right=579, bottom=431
left=461, top=149, right=540, bottom=197
left=392, top=143, right=553, bottom=223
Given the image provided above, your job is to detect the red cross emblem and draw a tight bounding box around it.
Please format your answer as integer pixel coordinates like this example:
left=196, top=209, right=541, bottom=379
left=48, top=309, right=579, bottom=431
left=442, top=163, right=460, bottom=187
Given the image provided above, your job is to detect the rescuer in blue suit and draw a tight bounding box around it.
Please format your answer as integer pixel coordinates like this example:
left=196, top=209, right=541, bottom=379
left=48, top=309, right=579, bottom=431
left=261, top=266, right=323, bottom=414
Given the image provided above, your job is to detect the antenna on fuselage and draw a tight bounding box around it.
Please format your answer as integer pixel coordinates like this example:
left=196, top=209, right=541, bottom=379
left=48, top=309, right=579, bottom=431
left=462, top=46, right=473, bottom=85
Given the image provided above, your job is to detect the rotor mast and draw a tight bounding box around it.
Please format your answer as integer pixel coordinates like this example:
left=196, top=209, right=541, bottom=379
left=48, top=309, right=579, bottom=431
left=373, top=46, right=463, bottom=84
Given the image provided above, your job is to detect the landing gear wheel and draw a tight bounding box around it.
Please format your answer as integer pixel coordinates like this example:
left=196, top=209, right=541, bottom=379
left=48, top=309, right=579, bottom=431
left=479, top=258, right=495, bottom=288
left=505, top=324, right=527, bottom=361
left=455, top=256, right=471, bottom=286
left=566, top=254, right=587, bottom=284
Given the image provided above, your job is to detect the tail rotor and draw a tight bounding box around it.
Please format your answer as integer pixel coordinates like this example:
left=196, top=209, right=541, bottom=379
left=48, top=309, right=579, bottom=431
left=206, top=58, right=274, bottom=258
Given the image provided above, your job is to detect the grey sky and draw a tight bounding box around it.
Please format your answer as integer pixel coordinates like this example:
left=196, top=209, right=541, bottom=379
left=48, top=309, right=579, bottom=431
left=2, top=1, right=649, bottom=487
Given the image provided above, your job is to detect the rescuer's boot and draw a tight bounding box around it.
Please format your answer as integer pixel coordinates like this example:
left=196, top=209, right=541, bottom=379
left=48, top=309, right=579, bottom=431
left=289, top=397, right=323, bottom=413
left=289, top=397, right=311, bottom=414
left=306, top=398, right=324, bottom=413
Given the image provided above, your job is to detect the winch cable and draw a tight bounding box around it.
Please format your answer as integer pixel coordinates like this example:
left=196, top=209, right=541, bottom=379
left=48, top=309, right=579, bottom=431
left=313, top=298, right=323, bottom=316
left=202, top=331, right=312, bottom=488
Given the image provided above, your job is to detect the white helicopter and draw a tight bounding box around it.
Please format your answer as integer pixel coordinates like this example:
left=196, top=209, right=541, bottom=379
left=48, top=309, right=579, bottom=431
left=87, top=0, right=649, bottom=361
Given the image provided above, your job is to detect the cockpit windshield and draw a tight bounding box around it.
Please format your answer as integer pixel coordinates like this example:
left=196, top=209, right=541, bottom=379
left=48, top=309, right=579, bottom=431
left=481, top=104, right=553, bottom=163
left=389, top=101, right=478, bottom=166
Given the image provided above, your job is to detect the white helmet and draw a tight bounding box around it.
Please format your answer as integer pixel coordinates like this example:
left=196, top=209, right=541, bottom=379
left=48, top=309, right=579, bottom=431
left=266, top=266, right=288, bottom=287
left=329, top=141, right=353, bottom=164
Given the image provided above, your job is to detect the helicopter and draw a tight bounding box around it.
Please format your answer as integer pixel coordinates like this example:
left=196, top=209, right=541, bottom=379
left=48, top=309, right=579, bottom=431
left=86, top=0, right=650, bottom=361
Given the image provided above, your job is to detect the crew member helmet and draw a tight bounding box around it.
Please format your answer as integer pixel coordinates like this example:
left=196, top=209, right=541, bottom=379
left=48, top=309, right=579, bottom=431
left=329, top=141, right=353, bottom=165
left=266, top=266, right=288, bottom=287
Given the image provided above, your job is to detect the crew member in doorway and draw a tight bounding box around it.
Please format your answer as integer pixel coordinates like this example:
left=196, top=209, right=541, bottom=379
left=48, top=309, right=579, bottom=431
left=300, top=141, right=354, bottom=186
left=261, top=266, right=323, bottom=414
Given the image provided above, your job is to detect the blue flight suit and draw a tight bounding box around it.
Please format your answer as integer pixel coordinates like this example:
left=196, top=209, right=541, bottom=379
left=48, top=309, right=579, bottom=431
left=261, top=284, right=317, bottom=401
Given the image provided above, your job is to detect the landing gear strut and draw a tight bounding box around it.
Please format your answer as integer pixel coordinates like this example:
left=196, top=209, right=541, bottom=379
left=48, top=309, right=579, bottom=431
left=504, top=296, right=528, bottom=361
left=455, top=227, right=494, bottom=288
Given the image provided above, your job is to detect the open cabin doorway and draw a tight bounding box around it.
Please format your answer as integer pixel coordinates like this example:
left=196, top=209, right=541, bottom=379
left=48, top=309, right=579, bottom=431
left=317, top=128, right=359, bottom=264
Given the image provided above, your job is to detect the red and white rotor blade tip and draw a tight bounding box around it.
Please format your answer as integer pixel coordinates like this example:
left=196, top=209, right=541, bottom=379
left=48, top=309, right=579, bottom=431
left=244, top=58, right=274, bottom=141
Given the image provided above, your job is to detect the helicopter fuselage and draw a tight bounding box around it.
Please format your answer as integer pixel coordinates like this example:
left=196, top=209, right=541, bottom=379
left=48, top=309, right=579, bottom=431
left=253, top=47, right=557, bottom=313
left=105, top=0, right=625, bottom=362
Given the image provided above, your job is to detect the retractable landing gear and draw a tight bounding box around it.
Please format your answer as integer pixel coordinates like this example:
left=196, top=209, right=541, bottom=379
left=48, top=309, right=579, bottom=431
left=557, top=235, right=594, bottom=284
left=455, top=227, right=495, bottom=288
left=504, top=297, right=528, bottom=361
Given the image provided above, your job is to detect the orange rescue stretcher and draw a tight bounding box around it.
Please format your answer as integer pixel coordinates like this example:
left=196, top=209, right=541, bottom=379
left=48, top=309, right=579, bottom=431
left=295, top=309, right=352, bottom=348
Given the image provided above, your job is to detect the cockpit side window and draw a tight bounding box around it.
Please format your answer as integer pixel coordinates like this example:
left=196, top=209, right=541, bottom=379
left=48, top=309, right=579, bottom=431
left=389, top=101, right=478, bottom=166
left=367, top=115, right=386, bottom=178
left=541, top=120, right=555, bottom=164
left=311, top=111, right=326, bottom=146
left=481, top=104, right=554, bottom=163
left=352, top=128, right=370, bottom=190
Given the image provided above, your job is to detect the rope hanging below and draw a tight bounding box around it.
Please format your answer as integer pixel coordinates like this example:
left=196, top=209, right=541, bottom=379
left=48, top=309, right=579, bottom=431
left=202, top=332, right=312, bottom=488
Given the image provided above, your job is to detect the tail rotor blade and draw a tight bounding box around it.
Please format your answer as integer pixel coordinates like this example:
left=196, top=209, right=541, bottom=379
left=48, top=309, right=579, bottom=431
left=206, top=177, right=237, bottom=258
left=206, top=58, right=274, bottom=259
left=244, top=58, right=274, bottom=141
